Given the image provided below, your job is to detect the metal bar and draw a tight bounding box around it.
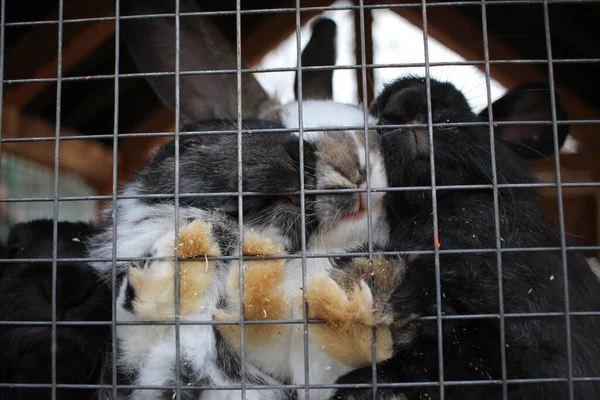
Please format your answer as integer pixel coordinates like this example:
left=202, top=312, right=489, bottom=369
left=0, top=0, right=4, bottom=154
left=293, top=0, right=311, bottom=397
left=5, top=180, right=600, bottom=203
left=173, top=0, right=184, bottom=397
left=5, top=116, right=600, bottom=143
left=110, top=0, right=121, bottom=398
left=3, top=0, right=599, bottom=27
left=479, top=1, right=508, bottom=398
left=420, top=1, right=445, bottom=398
left=1, top=375, right=600, bottom=391
left=542, top=1, right=574, bottom=398
left=49, top=0, right=65, bottom=397
left=354, top=0, right=379, bottom=397
left=3, top=308, right=600, bottom=328
left=235, top=0, right=248, bottom=397
left=4, top=57, right=600, bottom=84
left=5, top=244, right=600, bottom=265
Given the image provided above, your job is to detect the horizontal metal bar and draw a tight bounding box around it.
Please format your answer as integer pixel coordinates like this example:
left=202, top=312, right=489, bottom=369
left=4, top=58, right=600, bottom=85
left=2, top=310, right=599, bottom=327
left=4, top=0, right=599, bottom=27
left=4, top=118, right=600, bottom=145
left=4, top=244, right=600, bottom=266
left=2, top=182, right=600, bottom=204
left=2, top=375, right=599, bottom=390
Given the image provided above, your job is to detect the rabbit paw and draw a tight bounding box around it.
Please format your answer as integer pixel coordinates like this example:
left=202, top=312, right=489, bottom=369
left=127, top=220, right=221, bottom=320
left=302, top=255, right=406, bottom=367
left=215, top=234, right=291, bottom=349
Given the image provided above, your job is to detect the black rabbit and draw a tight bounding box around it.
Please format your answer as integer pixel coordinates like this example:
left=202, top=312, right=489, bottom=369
left=0, top=219, right=111, bottom=400
left=330, top=77, right=600, bottom=400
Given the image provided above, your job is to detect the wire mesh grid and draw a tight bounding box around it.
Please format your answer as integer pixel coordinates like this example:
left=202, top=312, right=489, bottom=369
left=1, top=0, right=600, bottom=400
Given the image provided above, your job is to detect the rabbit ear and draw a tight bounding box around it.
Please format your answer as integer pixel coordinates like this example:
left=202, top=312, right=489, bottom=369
left=121, top=0, right=275, bottom=122
left=478, top=83, right=570, bottom=160
left=294, top=18, right=337, bottom=101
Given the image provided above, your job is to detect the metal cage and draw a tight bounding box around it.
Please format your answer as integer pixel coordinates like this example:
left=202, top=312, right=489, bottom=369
left=1, top=0, right=599, bottom=399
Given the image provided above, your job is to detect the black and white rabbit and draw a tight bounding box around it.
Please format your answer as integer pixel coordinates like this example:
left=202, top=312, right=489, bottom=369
left=92, top=2, right=396, bottom=397
left=328, top=76, right=600, bottom=400
left=92, top=111, right=391, bottom=400
left=92, top=119, right=316, bottom=399
left=0, top=219, right=111, bottom=400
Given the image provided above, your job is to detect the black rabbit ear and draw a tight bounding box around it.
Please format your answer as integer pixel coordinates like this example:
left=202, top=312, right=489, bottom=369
left=294, top=18, right=337, bottom=101
left=121, top=0, right=275, bottom=122
left=478, top=83, right=570, bottom=160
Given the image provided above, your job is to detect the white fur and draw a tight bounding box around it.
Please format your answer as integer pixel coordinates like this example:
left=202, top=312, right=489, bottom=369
left=109, top=217, right=288, bottom=400
left=90, top=200, right=291, bottom=399
left=265, top=100, right=377, bottom=141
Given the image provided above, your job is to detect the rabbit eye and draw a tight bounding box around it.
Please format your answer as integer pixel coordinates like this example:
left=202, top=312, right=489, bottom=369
left=182, top=137, right=204, bottom=147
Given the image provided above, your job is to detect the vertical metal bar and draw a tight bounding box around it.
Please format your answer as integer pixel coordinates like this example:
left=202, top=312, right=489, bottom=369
left=111, top=1, right=121, bottom=398
left=479, top=2, right=508, bottom=399
left=354, top=1, right=374, bottom=107
left=542, top=1, right=574, bottom=398
left=235, top=0, right=247, bottom=398
left=174, top=1, right=183, bottom=398
left=420, top=1, right=444, bottom=399
left=0, top=0, right=4, bottom=152
left=51, top=1, right=65, bottom=398
left=293, top=0, right=309, bottom=398
left=355, top=1, right=377, bottom=398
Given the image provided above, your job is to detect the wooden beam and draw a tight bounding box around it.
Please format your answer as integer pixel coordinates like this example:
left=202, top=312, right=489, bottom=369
left=1, top=107, right=115, bottom=190
left=117, top=108, right=177, bottom=186
left=3, top=0, right=114, bottom=109
left=354, top=3, right=374, bottom=106
left=382, top=1, right=600, bottom=150
left=528, top=151, right=600, bottom=181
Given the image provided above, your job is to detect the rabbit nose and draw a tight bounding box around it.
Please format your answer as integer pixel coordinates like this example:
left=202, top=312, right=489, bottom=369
left=40, top=263, right=96, bottom=310
left=406, top=128, right=430, bottom=156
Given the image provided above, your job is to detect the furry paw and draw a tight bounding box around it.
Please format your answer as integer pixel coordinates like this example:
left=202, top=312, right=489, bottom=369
left=302, top=255, right=406, bottom=367
left=215, top=234, right=291, bottom=349
left=127, top=220, right=221, bottom=320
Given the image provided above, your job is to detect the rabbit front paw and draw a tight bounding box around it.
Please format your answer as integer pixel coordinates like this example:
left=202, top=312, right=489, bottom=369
left=127, top=220, right=222, bottom=320
left=214, top=234, right=291, bottom=349
left=302, top=255, right=406, bottom=367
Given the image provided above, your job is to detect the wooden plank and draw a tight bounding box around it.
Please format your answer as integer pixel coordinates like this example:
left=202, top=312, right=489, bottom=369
left=528, top=152, right=600, bottom=178
left=1, top=107, right=115, bottom=190
left=3, top=0, right=114, bottom=109
left=382, top=1, right=600, bottom=150
left=117, top=107, right=177, bottom=185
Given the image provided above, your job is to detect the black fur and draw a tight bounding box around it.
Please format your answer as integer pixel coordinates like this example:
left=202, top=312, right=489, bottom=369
left=332, top=77, right=600, bottom=399
left=0, top=219, right=111, bottom=400
left=128, top=118, right=318, bottom=252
